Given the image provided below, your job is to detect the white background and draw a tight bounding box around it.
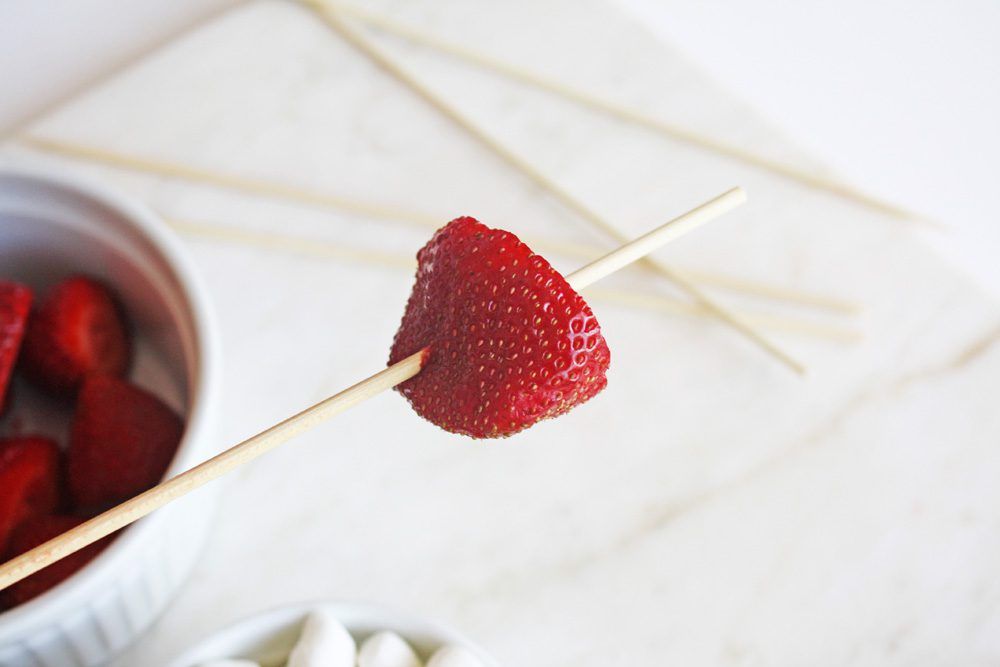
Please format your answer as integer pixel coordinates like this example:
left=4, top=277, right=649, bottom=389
left=2, top=0, right=998, bottom=296
left=615, top=0, right=1000, bottom=297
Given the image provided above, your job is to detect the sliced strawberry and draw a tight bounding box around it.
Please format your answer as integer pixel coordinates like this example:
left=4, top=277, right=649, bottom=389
left=21, top=276, right=130, bottom=396
left=0, top=437, right=61, bottom=556
left=0, top=281, right=32, bottom=412
left=389, top=216, right=611, bottom=438
left=68, top=374, right=184, bottom=510
left=1, top=515, right=112, bottom=608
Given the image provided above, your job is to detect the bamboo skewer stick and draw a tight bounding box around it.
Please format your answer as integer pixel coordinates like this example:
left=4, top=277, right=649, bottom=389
left=0, top=349, right=427, bottom=593
left=302, top=0, right=806, bottom=374
left=168, top=218, right=415, bottom=270
left=326, top=1, right=933, bottom=227
left=670, top=267, right=857, bottom=314
left=584, top=288, right=860, bottom=343
left=505, top=236, right=856, bottom=314
left=168, top=217, right=861, bottom=336
left=569, top=190, right=746, bottom=289
left=21, top=135, right=445, bottom=230
left=21, top=135, right=857, bottom=314
left=0, top=189, right=744, bottom=591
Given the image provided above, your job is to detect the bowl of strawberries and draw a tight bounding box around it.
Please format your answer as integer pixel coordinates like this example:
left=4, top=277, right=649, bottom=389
left=0, top=164, right=221, bottom=666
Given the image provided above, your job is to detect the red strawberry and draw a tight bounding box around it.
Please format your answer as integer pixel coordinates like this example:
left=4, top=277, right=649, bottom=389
left=68, top=375, right=184, bottom=510
left=21, top=276, right=130, bottom=396
left=0, top=437, right=61, bottom=556
left=0, top=281, right=32, bottom=411
left=389, top=217, right=611, bottom=438
left=1, top=515, right=112, bottom=608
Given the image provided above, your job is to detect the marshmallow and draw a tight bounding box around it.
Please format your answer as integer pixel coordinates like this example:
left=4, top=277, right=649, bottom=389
left=358, top=630, right=423, bottom=667
left=426, top=645, right=484, bottom=667
left=286, top=610, right=357, bottom=667
left=197, top=661, right=260, bottom=667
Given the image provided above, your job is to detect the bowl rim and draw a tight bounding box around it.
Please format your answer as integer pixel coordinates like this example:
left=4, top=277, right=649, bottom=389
left=0, top=163, right=222, bottom=635
left=166, top=599, right=500, bottom=667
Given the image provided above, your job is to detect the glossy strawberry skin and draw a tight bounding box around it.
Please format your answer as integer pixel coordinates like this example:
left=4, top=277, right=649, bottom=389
left=21, top=276, right=131, bottom=397
left=1, top=515, right=112, bottom=609
left=68, top=374, right=184, bottom=510
left=389, top=217, right=610, bottom=438
left=0, top=436, right=62, bottom=556
left=0, top=281, right=32, bottom=411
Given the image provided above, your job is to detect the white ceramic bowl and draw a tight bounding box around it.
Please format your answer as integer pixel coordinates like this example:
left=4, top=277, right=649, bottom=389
left=167, top=601, right=500, bottom=667
left=0, top=164, right=222, bottom=666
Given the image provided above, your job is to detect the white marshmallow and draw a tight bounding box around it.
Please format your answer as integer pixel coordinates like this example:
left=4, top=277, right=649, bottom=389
left=197, top=661, right=260, bottom=667
left=286, top=610, right=357, bottom=667
left=358, top=630, right=423, bottom=667
left=425, top=645, right=484, bottom=667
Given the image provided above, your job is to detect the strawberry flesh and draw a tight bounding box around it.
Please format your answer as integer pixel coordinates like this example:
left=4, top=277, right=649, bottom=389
left=0, top=436, right=62, bottom=556
left=68, top=374, right=184, bottom=510
left=389, top=217, right=610, bottom=438
left=21, top=276, right=130, bottom=396
left=0, top=281, right=32, bottom=412
left=1, top=515, right=112, bottom=608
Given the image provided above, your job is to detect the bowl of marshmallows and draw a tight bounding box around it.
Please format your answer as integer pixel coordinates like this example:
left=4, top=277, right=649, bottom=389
left=167, top=602, right=499, bottom=667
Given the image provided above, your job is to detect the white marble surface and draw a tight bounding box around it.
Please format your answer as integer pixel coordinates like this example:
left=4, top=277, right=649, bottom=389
left=3, top=1, right=999, bottom=664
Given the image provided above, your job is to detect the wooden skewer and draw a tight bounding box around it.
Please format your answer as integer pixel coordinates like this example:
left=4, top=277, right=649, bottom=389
left=668, top=267, right=857, bottom=314
left=169, top=218, right=413, bottom=270
left=0, top=189, right=745, bottom=590
left=168, top=217, right=861, bottom=336
left=21, top=135, right=857, bottom=314
left=302, top=0, right=805, bottom=375
left=525, top=237, right=856, bottom=314
left=566, top=189, right=746, bottom=289
left=325, top=1, right=935, bottom=227
left=21, top=135, right=446, bottom=230
left=584, top=288, right=860, bottom=343
left=0, top=349, right=428, bottom=593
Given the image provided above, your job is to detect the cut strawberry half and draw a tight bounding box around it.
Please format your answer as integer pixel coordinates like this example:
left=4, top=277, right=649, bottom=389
left=1, top=515, right=112, bottom=609
left=0, top=281, right=32, bottom=412
left=21, top=276, right=131, bottom=396
left=68, top=374, right=184, bottom=510
left=0, top=436, right=62, bottom=556
left=389, top=217, right=611, bottom=438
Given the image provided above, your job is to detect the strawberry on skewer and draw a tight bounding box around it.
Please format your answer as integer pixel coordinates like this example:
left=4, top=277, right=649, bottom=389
left=0, top=188, right=746, bottom=591
left=390, top=217, right=611, bottom=438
